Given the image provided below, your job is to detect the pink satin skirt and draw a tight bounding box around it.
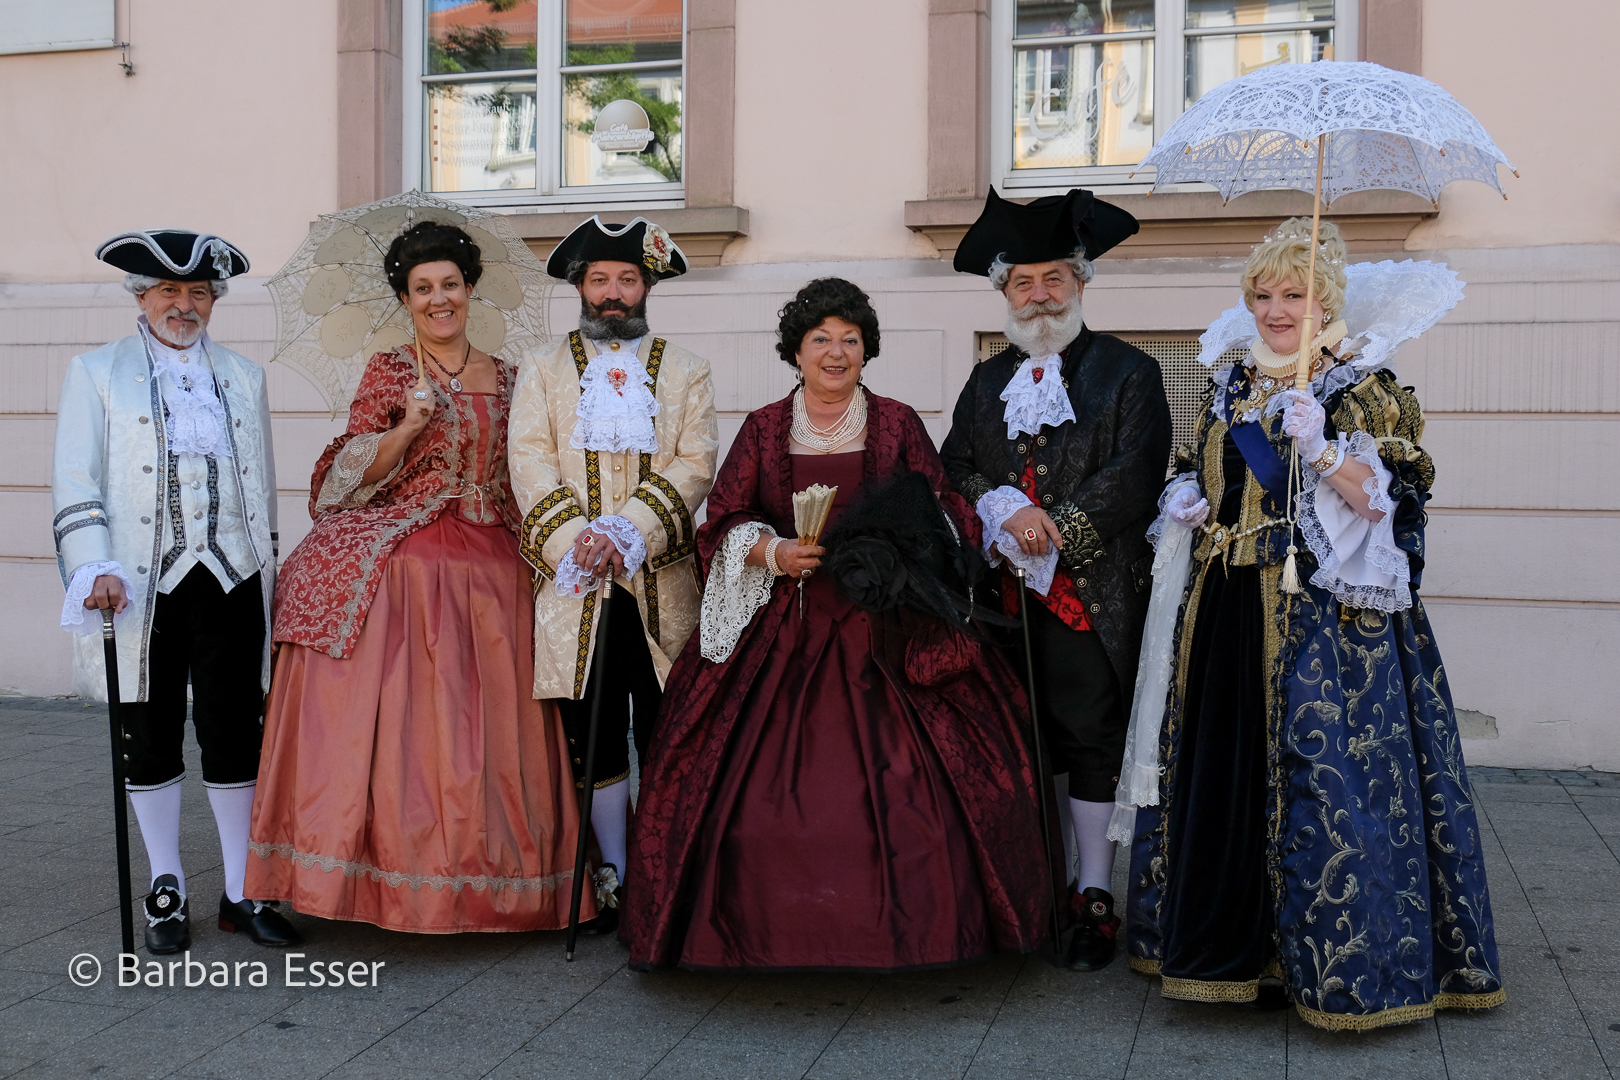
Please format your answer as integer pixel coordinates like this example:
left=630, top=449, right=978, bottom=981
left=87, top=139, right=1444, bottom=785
left=246, top=513, right=590, bottom=933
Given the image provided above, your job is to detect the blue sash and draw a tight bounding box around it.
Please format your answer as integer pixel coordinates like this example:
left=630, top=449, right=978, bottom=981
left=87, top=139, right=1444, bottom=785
left=1220, top=367, right=1292, bottom=501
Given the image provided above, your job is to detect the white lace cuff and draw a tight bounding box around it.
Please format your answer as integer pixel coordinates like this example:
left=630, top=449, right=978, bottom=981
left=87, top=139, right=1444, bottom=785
left=62, top=561, right=133, bottom=636
left=699, top=522, right=778, bottom=663
left=314, top=432, right=400, bottom=513
left=552, top=515, right=648, bottom=598
left=1146, top=473, right=1200, bottom=551
left=975, top=485, right=1057, bottom=596
left=1299, top=430, right=1410, bottom=613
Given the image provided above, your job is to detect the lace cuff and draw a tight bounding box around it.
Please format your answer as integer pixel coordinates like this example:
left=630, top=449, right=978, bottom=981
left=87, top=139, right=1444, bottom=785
left=975, top=486, right=1057, bottom=596
left=1299, top=430, right=1410, bottom=613
left=314, top=432, right=400, bottom=513
left=62, top=561, right=133, bottom=637
left=552, top=515, right=649, bottom=598
left=1146, top=473, right=1200, bottom=551
left=699, top=522, right=778, bottom=663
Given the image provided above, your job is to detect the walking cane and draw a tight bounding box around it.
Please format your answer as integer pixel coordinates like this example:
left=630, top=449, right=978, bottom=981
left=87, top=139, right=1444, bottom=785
left=565, top=577, right=614, bottom=961
left=100, top=608, right=136, bottom=957
left=1014, top=568, right=1064, bottom=953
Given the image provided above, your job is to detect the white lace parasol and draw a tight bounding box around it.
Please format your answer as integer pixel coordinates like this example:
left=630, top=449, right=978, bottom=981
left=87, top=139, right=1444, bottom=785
left=1135, top=61, right=1517, bottom=205
left=265, top=190, right=555, bottom=416
left=1195, top=259, right=1466, bottom=371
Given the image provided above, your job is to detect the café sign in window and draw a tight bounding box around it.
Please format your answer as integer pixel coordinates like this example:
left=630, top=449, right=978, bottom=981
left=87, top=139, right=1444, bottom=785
left=995, top=0, right=1352, bottom=190
left=410, top=0, right=684, bottom=203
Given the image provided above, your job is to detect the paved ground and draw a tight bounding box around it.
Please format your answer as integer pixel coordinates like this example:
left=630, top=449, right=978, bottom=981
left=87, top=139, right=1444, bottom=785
left=2, top=696, right=1618, bottom=1079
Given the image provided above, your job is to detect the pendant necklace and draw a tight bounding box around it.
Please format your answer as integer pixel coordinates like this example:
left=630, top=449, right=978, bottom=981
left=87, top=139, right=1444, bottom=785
left=424, top=339, right=473, bottom=393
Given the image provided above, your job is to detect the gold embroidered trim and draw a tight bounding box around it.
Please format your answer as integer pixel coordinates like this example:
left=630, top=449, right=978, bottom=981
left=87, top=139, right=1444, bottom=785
left=1049, top=502, right=1105, bottom=570
left=1290, top=992, right=1506, bottom=1033
left=1434, top=989, right=1508, bottom=1011
left=642, top=568, right=660, bottom=644
left=645, top=337, right=666, bottom=389
left=1129, top=956, right=1162, bottom=975
left=958, top=472, right=993, bottom=506
left=642, top=469, right=695, bottom=548
left=572, top=586, right=600, bottom=698
left=576, top=768, right=632, bottom=791
left=520, top=485, right=584, bottom=580
left=248, top=841, right=571, bottom=894
left=1162, top=976, right=1260, bottom=1003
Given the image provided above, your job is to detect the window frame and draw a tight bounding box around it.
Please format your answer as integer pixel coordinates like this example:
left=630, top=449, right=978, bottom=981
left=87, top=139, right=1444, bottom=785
left=402, top=0, right=687, bottom=208
left=990, top=0, right=1357, bottom=195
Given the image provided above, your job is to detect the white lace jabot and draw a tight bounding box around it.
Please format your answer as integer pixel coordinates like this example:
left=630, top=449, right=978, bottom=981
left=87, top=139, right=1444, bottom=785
left=140, top=317, right=233, bottom=459
left=1000, top=354, right=1076, bottom=439
left=571, top=339, right=659, bottom=454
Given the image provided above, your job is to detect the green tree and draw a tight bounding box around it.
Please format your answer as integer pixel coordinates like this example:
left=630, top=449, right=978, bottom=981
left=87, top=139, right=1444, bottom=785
left=565, top=45, right=682, bottom=182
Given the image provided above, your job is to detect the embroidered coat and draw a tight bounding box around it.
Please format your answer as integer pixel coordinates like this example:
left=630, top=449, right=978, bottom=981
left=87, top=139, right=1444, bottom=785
left=53, top=332, right=278, bottom=701
left=940, top=326, right=1173, bottom=709
left=272, top=347, right=521, bottom=656
left=509, top=332, right=718, bottom=700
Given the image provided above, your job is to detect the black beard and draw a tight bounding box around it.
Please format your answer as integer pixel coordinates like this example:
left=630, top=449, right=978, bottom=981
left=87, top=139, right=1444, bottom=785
left=578, top=296, right=650, bottom=342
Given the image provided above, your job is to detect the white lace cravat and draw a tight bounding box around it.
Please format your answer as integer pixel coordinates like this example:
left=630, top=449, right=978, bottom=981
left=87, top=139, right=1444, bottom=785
left=1000, top=355, right=1076, bottom=439
left=141, top=321, right=234, bottom=459
left=571, top=343, right=659, bottom=454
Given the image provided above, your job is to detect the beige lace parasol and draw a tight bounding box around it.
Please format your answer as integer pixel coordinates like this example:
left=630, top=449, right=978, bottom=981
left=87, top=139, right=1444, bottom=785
left=265, top=190, right=555, bottom=417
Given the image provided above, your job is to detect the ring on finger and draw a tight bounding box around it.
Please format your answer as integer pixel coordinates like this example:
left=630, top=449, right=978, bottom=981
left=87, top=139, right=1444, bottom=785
left=1024, top=528, right=1038, bottom=541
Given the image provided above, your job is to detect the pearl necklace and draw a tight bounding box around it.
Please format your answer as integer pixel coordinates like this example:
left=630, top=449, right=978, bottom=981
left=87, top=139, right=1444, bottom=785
left=792, top=387, right=867, bottom=454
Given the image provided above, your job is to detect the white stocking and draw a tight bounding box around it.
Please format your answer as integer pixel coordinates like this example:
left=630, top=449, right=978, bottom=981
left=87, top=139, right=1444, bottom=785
left=1071, top=798, right=1118, bottom=896
left=591, top=778, right=631, bottom=886
left=128, top=782, right=185, bottom=897
left=206, top=784, right=255, bottom=904
left=1052, top=773, right=1077, bottom=885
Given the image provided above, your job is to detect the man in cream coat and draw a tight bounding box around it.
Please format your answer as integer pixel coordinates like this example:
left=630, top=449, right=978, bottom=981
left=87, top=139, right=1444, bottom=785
left=510, top=217, right=717, bottom=931
left=53, top=229, right=298, bottom=953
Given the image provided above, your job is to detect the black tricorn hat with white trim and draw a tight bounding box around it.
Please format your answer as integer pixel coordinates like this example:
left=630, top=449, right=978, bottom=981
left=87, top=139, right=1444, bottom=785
left=545, top=215, right=687, bottom=282
left=96, top=229, right=250, bottom=281
left=952, top=187, right=1138, bottom=277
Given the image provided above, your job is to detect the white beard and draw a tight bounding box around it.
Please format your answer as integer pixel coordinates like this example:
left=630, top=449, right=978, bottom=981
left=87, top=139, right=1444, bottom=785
left=154, top=313, right=205, bottom=348
left=1004, top=297, right=1085, bottom=358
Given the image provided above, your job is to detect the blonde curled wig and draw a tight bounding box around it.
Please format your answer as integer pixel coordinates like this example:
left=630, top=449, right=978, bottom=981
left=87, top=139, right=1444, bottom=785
left=1242, top=217, right=1348, bottom=323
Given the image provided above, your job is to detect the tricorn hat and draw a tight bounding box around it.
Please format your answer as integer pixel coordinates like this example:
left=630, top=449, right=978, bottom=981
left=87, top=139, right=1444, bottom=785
left=952, top=187, right=1138, bottom=277
left=96, top=229, right=250, bottom=281
left=545, top=215, right=687, bottom=282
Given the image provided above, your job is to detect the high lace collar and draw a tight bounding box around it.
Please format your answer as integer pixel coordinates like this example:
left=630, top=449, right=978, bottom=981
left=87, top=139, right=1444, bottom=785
left=1248, top=319, right=1347, bottom=379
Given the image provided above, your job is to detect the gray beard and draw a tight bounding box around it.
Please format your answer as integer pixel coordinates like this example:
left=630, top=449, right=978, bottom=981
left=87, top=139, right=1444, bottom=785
left=578, top=299, right=650, bottom=342
left=154, top=316, right=205, bottom=349
left=1004, top=299, right=1085, bottom=358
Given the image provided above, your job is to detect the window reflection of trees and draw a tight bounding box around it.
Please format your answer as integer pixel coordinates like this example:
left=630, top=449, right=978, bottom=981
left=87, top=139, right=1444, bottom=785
left=566, top=46, right=682, bottom=183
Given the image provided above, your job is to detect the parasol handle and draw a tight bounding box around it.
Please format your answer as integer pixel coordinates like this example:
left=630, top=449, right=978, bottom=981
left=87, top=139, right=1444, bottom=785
left=1295, top=134, right=1328, bottom=389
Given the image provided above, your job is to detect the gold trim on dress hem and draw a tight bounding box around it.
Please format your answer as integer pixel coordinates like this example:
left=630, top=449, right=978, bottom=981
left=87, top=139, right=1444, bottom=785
left=1128, top=956, right=1162, bottom=975
left=1161, top=975, right=1260, bottom=1003
left=1293, top=988, right=1507, bottom=1032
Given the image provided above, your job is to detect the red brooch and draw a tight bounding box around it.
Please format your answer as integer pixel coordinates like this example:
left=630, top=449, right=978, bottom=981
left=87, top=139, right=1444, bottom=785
left=1031, top=366, right=1045, bottom=384
left=608, top=367, right=628, bottom=395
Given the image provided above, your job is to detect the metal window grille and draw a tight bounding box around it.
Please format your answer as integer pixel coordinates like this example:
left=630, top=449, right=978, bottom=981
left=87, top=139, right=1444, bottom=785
left=974, top=330, right=1245, bottom=468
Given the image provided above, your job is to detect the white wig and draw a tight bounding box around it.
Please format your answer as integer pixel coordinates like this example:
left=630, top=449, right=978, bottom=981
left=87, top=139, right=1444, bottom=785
left=124, top=273, right=228, bottom=299
left=987, top=246, right=1095, bottom=291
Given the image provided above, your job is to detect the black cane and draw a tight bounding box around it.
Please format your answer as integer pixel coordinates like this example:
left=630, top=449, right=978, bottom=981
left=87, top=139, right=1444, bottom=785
left=101, top=608, right=136, bottom=957
left=1014, top=568, right=1063, bottom=952
left=565, top=577, right=615, bottom=961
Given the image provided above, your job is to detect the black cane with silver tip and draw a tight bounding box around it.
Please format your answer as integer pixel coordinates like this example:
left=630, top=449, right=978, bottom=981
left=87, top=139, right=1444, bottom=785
left=101, top=608, right=136, bottom=957
left=1014, top=567, right=1063, bottom=952
left=565, top=577, right=615, bottom=961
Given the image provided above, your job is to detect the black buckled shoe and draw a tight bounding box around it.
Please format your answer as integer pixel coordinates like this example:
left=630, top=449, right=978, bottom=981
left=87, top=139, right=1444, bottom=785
left=1064, top=887, right=1120, bottom=972
left=581, top=864, right=621, bottom=937
left=218, top=895, right=302, bottom=947
left=143, top=875, right=190, bottom=955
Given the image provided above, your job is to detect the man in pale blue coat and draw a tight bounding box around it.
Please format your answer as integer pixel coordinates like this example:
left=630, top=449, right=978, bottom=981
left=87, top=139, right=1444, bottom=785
left=53, top=229, right=297, bottom=954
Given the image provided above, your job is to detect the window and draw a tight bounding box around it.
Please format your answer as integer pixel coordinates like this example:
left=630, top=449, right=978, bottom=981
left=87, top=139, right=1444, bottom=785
left=0, top=0, right=114, bottom=55
left=993, top=0, right=1355, bottom=191
left=407, top=0, right=684, bottom=205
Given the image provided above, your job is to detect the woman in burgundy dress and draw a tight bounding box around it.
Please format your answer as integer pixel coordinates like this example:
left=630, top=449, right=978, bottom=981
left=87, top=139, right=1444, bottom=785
left=622, top=277, right=1049, bottom=971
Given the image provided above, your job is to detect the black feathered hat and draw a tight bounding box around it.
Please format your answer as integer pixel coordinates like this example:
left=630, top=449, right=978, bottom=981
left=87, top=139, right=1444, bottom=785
left=952, top=187, right=1138, bottom=277
left=545, top=215, right=687, bottom=281
left=96, top=229, right=249, bottom=281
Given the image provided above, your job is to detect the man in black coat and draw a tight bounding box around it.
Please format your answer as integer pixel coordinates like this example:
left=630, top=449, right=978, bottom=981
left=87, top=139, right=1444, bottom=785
left=941, top=187, right=1171, bottom=972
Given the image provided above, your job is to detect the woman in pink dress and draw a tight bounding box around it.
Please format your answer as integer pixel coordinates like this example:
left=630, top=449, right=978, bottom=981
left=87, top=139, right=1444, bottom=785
left=623, top=278, right=1050, bottom=971
left=246, top=222, right=586, bottom=933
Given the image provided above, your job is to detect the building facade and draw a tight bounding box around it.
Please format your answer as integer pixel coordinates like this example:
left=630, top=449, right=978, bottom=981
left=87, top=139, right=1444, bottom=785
left=1, top=0, right=1614, bottom=768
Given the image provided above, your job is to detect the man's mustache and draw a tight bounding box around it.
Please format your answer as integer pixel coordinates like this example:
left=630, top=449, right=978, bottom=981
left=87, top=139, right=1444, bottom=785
left=594, top=299, right=633, bottom=314
left=1011, top=297, right=1071, bottom=322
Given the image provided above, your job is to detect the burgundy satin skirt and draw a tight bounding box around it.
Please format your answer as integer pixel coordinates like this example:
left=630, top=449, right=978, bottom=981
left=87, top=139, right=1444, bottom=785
left=246, top=513, right=587, bottom=933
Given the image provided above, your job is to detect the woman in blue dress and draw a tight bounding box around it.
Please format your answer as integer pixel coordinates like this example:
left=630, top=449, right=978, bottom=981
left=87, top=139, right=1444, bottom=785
left=1123, top=219, right=1505, bottom=1031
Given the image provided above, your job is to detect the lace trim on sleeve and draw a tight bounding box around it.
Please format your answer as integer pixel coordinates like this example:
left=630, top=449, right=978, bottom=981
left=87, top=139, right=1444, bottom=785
left=699, top=522, right=778, bottom=663
left=1298, top=430, right=1410, bottom=613
left=61, top=560, right=132, bottom=636
left=314, top=432, right=399, bottom=513
left=552, top=515, right=649, bottom=597
left=974, top=485, right=1057, bottom=596
left=1146, top=473, right=1200, bottom=551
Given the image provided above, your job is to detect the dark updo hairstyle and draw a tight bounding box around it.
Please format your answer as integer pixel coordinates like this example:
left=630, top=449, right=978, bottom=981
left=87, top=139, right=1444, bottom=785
left=385, top=221, right=484, bottom=299
left=775, top=277, right=881, bottom=367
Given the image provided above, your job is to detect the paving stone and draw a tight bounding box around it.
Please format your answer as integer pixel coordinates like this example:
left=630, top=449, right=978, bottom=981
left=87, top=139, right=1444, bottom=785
left=646, top=1036, right=820, bottom=1080
left=1287, top=1015, right=1445, bottom=1079
left=679, top=971, right=874, bottom=1063
left=1478, top=944, right=1591, bottom=1035
left=344, top=1010, right=542, bottom=1075
left=968, top=957, right=1143, bottom=1077
left=175, top=1019, right=382, bottom=1080
left=1439, top=1028, right=1611, bottom=1080
left=26, top=999, right=274, bottom=1079
left=0, top=995, right=138, bottom=1075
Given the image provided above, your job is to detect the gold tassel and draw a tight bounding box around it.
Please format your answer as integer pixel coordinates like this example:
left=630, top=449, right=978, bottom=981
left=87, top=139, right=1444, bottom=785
left=1280, top=543, right=1302, bottom=594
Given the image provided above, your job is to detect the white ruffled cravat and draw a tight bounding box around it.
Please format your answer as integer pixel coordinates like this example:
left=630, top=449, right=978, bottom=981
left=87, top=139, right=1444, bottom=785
left=1000, top=354, right=1076, bottom=439
left=141, top=320, right=234, bottom=459
left=571, top=344, right=660, bottom=455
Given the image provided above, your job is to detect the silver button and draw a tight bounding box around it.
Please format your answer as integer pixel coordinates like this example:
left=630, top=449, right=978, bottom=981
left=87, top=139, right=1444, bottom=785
left=1089, top=603, right=1100, bottom=614
left=1037, top=436, right=1047, bottom=446
left=1036, top=464, right=1048, bottom=475
left=192, top=481, right=201, bottom=490
left=124, top=732, right=131, bottom=740
left=142, top=465, right=153, bottom=474
left=222, top=380, right=230, bottom=388
left=140, top=516, right=151, bottom=525
left=194, top=511, right=203, bottom=520
left=136, top=376, right=146, bottom=383
left=138, top=416, right=149, bottom=424
left=1042, top=495, right=1052, bottom=504
left=88, top=509, right=99, bottom=517
left=123, top=754, right=129, bottom=762
left=196, top=543, right=205, bottom=552
left=1017, top=444, right=1027, bottom=455
left=137, top=565, right=148, bottom=574
left=1077, top=578, right=1087, bottom=588
left=1007, top=473, right=1017, bottom=483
